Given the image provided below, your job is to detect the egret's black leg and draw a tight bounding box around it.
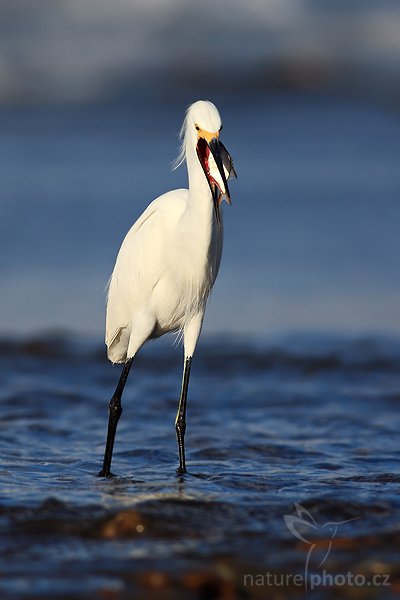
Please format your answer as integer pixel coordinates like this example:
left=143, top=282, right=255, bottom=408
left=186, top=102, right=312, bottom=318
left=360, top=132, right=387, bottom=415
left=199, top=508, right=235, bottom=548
left=98, top=358, right=133, bottom=477
left=175, top=356, right=192, bottom=474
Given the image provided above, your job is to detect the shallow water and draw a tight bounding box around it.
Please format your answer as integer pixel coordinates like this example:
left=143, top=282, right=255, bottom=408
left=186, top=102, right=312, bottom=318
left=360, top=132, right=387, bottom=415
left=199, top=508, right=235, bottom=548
left=1, top=333, right=400, bottom=598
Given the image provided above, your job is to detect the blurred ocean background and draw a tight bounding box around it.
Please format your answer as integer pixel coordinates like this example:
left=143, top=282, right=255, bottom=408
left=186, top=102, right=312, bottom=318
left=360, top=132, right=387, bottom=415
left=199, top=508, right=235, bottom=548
left=1, top=0, right=400, bottom=336
left=1, top=1, right=400, bottom=599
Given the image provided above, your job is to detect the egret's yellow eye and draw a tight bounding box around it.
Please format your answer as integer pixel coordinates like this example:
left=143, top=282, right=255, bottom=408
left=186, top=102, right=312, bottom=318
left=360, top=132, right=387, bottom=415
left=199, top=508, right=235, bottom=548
left=195, top=125, right=200, bottom=131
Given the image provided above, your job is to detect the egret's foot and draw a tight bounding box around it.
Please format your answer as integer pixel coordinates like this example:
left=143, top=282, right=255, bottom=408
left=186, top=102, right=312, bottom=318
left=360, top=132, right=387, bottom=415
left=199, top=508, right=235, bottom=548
left=97, top=469, right=117, bottom=478
left=176, top=466, right=186, bottom=475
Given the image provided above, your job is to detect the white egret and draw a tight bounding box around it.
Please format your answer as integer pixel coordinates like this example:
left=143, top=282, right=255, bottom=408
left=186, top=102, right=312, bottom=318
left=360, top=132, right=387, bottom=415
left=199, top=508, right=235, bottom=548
left=98, top=100, right=236, bottom=477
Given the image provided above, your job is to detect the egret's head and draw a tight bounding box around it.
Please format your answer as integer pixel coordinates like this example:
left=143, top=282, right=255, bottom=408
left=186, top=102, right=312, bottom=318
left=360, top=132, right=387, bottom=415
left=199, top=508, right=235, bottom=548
left=174, top=100, right=237, bottom=227
left=189, top=100, right=222, bottom=138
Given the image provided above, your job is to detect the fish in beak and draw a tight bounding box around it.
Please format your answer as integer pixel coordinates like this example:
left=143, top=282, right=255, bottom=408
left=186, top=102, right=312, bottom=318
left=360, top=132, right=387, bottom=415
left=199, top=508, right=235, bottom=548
left=196, top=131, right=237, bottom=227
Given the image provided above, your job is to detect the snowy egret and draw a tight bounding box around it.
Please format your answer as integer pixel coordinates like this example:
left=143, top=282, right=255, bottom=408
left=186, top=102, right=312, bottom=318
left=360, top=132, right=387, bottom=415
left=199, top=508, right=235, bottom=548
left=98, top=100, right=236, bottom=477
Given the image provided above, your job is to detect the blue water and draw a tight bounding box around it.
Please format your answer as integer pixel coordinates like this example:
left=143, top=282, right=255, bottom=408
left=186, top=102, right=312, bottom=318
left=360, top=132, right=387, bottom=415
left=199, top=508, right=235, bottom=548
left=1, top=93, right=400, bottom=335
left=0, top=333, right=400, bottom=598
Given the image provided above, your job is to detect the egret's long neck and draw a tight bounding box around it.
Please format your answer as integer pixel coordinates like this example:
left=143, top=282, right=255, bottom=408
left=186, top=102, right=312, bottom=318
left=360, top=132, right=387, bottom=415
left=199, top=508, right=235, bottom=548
left=185, top=136, right=214, bottom=216
left=181, top=131, right=223, bottom=284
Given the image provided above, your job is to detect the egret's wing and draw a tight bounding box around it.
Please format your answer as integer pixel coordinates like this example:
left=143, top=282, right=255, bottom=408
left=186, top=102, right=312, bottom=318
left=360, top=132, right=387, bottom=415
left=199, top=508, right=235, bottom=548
left=105, top=201, right=160, bottom=346
left=105, top=190, right=187, bottom=361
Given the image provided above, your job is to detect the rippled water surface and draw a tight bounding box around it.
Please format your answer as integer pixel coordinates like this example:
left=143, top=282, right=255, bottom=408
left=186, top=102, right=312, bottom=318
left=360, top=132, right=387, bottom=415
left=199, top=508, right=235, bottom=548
left=1, top=334, right=400, bottom=599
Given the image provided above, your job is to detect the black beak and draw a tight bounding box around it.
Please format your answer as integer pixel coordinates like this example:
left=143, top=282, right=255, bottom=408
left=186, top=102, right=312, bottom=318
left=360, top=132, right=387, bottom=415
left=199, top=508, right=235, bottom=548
left=208, top=137, right=231, bottom=204
left=208, top=137, right=237, bottom=228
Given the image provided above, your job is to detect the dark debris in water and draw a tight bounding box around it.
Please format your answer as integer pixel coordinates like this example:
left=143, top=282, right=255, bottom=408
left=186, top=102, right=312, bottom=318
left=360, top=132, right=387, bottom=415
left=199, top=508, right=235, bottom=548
left=330, top=474, right=400, bottom=484
left=1, top=496, right=400, bottom=600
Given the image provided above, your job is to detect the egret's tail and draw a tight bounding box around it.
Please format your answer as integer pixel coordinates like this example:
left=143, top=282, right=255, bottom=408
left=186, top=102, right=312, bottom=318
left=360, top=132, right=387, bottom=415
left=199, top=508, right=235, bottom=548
left=106, top=326, right=130, bottom=364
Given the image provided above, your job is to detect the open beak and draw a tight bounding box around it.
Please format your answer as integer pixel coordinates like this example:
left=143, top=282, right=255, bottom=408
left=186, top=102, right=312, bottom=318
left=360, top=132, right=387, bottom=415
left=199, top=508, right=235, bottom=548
left=196, top=135, right=237, bottom=227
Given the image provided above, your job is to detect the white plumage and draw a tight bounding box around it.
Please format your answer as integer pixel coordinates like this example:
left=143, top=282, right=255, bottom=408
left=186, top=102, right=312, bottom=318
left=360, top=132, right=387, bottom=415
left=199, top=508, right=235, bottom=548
left=106, top=100, right=233, bottom=363
left=99, top=100, right=236, bottom=476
